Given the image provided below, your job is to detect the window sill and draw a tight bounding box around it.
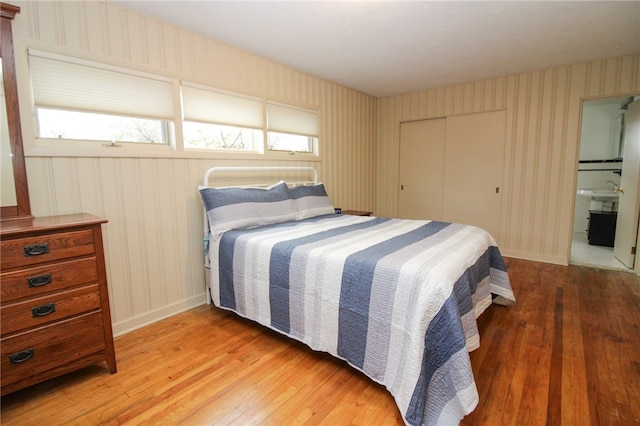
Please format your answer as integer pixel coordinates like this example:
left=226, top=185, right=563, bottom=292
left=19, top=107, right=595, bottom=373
left=25, top=143, right=322, bottom=162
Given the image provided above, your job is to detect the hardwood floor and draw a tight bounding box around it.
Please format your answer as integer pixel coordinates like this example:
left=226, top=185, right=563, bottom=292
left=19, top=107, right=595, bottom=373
left=2, top=259, right=639, bottom=425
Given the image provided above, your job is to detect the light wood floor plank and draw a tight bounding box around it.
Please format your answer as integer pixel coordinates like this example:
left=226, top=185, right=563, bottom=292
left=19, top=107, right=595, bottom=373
left=2, top=259, right=639, bottom=425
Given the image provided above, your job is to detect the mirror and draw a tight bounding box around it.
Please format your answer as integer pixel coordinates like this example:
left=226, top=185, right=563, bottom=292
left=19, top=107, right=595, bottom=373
left=1, top=2, right=31, bottom=220
left=1, top=58, right=17, bottom=207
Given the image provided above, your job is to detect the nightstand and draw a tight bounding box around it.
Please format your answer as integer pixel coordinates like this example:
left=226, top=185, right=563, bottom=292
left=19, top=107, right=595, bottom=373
left=341, top=210, right=373, bottom=217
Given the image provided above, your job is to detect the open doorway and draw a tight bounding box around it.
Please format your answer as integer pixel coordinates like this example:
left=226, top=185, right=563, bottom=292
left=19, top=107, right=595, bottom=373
left=571, top=95, right=639, bottom=272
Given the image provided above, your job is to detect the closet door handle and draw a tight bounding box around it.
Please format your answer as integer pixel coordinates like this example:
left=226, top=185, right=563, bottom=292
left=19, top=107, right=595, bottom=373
left=23, top=243, right=49, bottom=256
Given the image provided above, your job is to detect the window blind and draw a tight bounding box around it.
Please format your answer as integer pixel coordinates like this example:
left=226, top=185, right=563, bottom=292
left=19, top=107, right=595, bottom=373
left=267, top=102, right=319, bottom=137
left=28, top=50, right=174, bottom=120
left=181, top=84, right=263, bottom=129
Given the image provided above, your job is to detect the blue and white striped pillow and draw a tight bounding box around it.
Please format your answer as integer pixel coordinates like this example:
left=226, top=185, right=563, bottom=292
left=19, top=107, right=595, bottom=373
left=199, top=181, right=297, bottom=237
left=288, top=183, right=335, bottom=219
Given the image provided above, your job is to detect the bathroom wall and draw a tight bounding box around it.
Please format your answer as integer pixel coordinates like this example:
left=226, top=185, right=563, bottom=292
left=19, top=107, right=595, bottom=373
left=579, top=98, right=627, bottom=161
left=573, top=164, right=621, bottom=233
left=573, top=97, right=627, bottom=233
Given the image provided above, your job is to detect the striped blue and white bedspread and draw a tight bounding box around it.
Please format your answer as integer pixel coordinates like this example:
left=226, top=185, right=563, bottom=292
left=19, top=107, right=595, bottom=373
left=208, top=214, right=515, bottom=425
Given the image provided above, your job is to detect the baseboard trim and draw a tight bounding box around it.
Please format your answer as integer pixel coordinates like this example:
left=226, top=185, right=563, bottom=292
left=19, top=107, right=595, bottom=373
left=112, top=294, right=207, bottom=337
left=501, top=250, right=568, bottom=266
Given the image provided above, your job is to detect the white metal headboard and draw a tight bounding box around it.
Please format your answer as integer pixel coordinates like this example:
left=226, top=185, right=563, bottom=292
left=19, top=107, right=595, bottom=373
left=201, top=166, right=317, bottom=189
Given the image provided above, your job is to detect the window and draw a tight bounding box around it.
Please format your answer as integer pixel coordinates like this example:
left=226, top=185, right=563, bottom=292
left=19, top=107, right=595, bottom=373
left=26, top=50, right=322, bottom=159
left=29, top=50, right=173, bottom=144
left=266, top=102, right=319, bottom=153
left=37, top=109, right=167, bottom=143
left=267, top=132, right=314, bottom=152
left=181, top=84, right=263, bottom=152
left=182, top=122, right=261, bottom=150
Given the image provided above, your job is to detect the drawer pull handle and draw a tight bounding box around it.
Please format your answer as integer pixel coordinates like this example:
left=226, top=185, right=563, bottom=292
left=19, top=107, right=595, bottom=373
left=31, top=303, right=56, bottom=317
left=27, top=274, right=53, bottom=287
left=9, top=348, right=34, bottom=365
left=24, top=243, right=49, bottom=257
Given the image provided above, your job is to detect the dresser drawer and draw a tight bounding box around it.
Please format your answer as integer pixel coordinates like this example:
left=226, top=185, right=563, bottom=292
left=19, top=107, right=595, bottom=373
left=1, top=312, right=106, bottom=387
left=1, top=257, right=99, bottom=303
left=1, top=285, right=101, bottom=336
left=1, top=229, right=95, bottom=270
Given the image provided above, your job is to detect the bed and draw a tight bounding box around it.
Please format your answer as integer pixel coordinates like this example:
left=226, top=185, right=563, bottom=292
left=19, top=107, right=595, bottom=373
left=199, top=166, right=515, bottom=426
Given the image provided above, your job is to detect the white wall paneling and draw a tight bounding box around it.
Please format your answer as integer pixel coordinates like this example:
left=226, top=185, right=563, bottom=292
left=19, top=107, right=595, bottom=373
left=13, top=0, right=377, bottom=334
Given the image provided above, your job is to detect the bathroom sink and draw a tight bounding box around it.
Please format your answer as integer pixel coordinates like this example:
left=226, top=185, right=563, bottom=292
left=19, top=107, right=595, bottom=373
left=576, top=189, right=619, bottom=202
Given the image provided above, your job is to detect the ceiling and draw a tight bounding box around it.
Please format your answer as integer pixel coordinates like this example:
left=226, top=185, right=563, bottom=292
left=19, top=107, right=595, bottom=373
left=113, top=1, right=640, bottom=98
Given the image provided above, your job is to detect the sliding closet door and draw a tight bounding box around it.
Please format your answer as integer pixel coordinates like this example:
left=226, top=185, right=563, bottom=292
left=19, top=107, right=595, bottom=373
left=398, top=111, right=506, bottom=243
left=398, top=118, right=446, bottom=220
left=443, top=110, right=506, bottom=242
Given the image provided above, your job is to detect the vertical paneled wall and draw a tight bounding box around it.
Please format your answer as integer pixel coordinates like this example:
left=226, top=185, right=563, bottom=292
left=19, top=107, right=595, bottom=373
left=377, top=56, right=639, bottom=265
left=11, top=0, right=376, bottom=334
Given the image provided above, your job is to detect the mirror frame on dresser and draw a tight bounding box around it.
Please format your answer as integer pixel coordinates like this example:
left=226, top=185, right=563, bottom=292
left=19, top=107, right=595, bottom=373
left=1, top=2, right=31, bottom=221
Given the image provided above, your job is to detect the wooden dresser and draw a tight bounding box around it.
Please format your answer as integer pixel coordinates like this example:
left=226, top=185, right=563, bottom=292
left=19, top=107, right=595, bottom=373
left=1, top=213, right=116, bottom=395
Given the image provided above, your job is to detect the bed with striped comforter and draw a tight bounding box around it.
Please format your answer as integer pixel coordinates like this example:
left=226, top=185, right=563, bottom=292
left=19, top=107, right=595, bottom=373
left=207, top=213, right=515, bottom=425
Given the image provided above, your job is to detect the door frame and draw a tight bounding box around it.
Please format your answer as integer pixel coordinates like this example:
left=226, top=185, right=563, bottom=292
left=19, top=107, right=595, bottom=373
left=571, top=92, right=640, bottom=275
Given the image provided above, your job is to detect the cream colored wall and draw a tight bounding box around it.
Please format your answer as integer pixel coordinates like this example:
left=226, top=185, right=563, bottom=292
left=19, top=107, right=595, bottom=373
left=377, top=56, right=640, bottom=265
left=10, top=0, right=377, bottom=335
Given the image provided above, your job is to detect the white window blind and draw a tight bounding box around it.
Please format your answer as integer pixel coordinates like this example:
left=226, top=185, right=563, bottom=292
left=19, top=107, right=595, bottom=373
left=181, top=84, right=263, bottom=129
left=267, top=102, right=319, bottom=137
left=28, top=50, right=174, bottom=120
